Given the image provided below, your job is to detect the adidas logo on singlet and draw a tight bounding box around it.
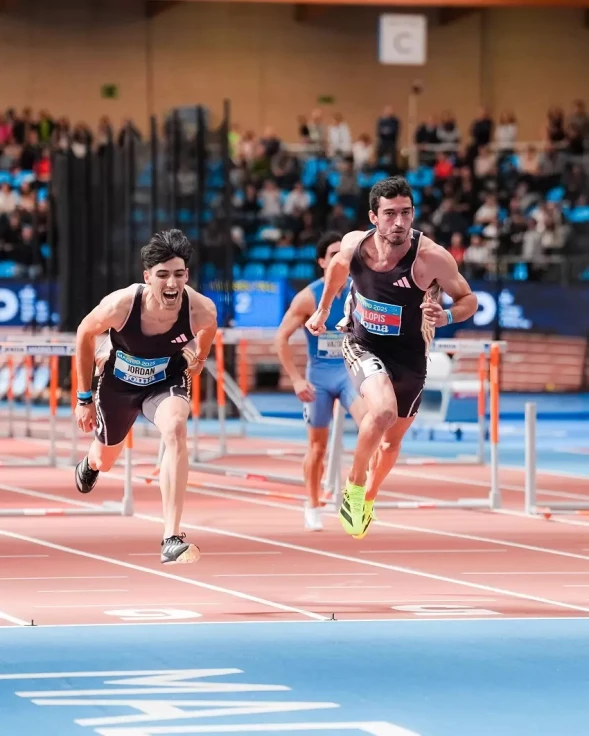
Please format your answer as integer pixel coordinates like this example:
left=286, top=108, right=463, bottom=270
left=171, top=334, right=189, bottom=344
left=392, top=277, right=411, bottom=288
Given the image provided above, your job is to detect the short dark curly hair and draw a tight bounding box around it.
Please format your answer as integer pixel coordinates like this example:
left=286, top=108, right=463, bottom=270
left=316, top=231, right=342, bottom=261
left=369, top=176, right=414, bottom=213
left=141, top=229, right=193, bottom=270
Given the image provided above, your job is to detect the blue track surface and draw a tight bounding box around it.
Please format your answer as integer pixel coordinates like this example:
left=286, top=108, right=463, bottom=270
left=2, top=619, right=589, bottom=735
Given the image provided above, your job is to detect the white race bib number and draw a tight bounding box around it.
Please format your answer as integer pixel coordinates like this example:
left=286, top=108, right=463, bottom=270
left=113, top=350, right=170, bottom=387
left=318, top=332, right=344, bottom=359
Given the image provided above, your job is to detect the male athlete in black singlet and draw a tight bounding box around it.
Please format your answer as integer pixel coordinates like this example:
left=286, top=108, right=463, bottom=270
left=306, top=176, right=478, bottom=539
left=74, top=230, right=217, bottom=563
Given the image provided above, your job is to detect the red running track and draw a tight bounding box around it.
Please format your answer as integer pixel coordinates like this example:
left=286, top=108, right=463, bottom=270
left=1, top=437, right=589, bottom=627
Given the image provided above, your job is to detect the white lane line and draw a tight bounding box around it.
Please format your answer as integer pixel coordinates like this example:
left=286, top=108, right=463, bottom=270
left=32, top=602, right=220, bottom=608
left=463, top=572, right=589, bottom=576
left=0, top=610, right=29, bottom=626
left=128, top=552, right=282, bottom=557
left=0, top=576, right=128, bottom=581
left=307, top=585, right=391, bottom=590
left=213, top=573, right=378, bottom=578
left=0, top=530, right=327, bottom=622
left=386, top=467, right=589, bottom=503
left=130, top=513, right=589, bottom=614
left=359, top=549, right=507, bottom=555
left=38, top=589, right=130, bottom=594
left=4, top=474, right=589, bottom=615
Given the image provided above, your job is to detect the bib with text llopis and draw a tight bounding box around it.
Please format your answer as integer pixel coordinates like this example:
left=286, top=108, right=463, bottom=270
left=113, top=350, right=170, bottom=386
left=353, top=292, right=403, bottom=336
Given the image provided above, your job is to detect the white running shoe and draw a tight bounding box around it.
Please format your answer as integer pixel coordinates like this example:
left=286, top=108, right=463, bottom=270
left=304, top=503, right=323, bottom=531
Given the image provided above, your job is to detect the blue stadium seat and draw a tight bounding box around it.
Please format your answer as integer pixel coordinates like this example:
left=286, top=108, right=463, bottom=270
left=243, top=262, right=266, bottom=279
left=266, top=262, right=289, bottom=279
left=328, top=191, right=339, bottom=206
left=233, top=263, right=242, bottom=279
left=567, top=206, right=589, bottom=223
left=0, top=261, right=16, bottom=278
left=289, top=262, right=315, bottom=280
left=546, top=186, right=565, bottom=202
left=201, top=263, right=217, bottom=281
left=273, top=246, right=296, bottom=262
left=0, top=170, right=11, bottom=185
left=247, top=245, right=273, bottom=261
left=327, top=170, right=341, bottom=189
left=299, top=245, right=316, bottom=260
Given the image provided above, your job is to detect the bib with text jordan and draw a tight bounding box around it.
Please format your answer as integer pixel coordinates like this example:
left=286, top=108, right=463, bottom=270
left=113, top=350, right=170, bottom=387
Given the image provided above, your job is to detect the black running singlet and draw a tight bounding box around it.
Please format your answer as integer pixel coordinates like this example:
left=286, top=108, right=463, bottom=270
left=345, top=229, right=437, bottom=365
left=104, top=284, right=195, bottom=389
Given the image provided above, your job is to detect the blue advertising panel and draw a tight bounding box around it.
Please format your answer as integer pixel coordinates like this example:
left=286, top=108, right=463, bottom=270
left=0, top=281, right=59, bottom=327
left=438, top=281, right=589, bottom=338
left=203, top=279, right=287, bottom=328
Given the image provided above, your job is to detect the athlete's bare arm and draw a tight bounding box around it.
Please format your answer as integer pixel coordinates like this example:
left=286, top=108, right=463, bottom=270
left=275, top=288, right=316, bottom=402
left=186, top=286, right=218, bottom=373
left=306, top=230, right=364, bottom=336
left=418, top=239, right=478, bottom=327
left=75, top=287, right=135, bottom=393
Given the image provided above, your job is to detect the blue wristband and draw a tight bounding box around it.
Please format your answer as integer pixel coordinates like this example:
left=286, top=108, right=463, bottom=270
left=77, top=390, right=93, bottom=400
left=444, top=309, right=453, bottom=325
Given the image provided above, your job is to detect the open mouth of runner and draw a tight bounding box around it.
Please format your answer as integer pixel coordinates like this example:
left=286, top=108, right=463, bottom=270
left=162, top=289, right=179, bottom=306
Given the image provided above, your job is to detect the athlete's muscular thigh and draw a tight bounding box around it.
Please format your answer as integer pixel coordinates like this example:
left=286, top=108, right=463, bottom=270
left=361, top=371, right=398, bottom=428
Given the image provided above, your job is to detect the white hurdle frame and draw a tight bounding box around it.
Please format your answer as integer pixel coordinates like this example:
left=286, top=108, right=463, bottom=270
left=524, top=400, right=589, bottom=517
left=185, top=335, right=505, bottom=498
left=0, top=339, right=133, bottom=518
left=329, top=340, right=506, bottom=511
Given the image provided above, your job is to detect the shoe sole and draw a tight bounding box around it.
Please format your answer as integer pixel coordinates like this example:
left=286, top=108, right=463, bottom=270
left=161, top=544, right=200, bottom=565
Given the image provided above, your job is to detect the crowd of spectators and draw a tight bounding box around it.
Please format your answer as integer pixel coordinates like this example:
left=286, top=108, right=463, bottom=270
left=1, top=101, right=589, bottom=284
left=228, top=100, right=589, bottom=283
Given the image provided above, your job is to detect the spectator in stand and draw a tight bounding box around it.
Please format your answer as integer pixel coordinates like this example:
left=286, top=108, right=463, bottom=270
left=433, top=152, right=454, bottom=182
left=0, top=183, right=18, bottom=214
left=546, top=106, right=566, bottom=145
left=474, top=144, right=497, bottom=182
left=20, top=129, right=41, bottom=170
left=494, top=111, right=517, bottom=153
left=415, top=115, right=439, bottom=165
left=258, top=179, right=282, bottom=221
left=326, top=203, right=352, bottom=232
left=297, top=211, right=320, bottom=245
left=259, top=126, right=281, bottom=159
left=37, top=110, right=54, bottom=146
left=0, top=114, right=12, bottom=147
left=475, top=192, right=499, bottom=227
left=352, top=133, right=374, bottom=171
left=568, top=100, right=589, bottom=141
left=283, top=182, right=311, bottom=219
left=448, top=232, right=466, bottom=269
left=376, top=105, right=400, bottom=169
left=463, top=234, right=491, bottom=279
left=436, top=110, right=460, bottom=150
left=307, top=109, right=326, bottom=152
left=470, top=107, right=494, bottom=150
left=327, top=113, right=352, bottom=159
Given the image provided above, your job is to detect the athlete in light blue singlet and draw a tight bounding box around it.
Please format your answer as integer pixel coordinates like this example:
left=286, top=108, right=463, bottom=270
left=276, top=232, right=366, bottom=531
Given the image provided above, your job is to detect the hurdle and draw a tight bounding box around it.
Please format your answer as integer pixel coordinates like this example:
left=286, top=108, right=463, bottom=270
left=524, top=401, right=589, bottom=518
left=0, top=340, right=134, bottom=517
left=0, top=334, right=507, bottom=516
left=327, top=340, right=506, bottom=511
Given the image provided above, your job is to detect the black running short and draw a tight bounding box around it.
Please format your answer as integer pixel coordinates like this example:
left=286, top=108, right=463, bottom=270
left=342, top=335, right=425, bottom=418
left=94, top=370, right=191, bottom=446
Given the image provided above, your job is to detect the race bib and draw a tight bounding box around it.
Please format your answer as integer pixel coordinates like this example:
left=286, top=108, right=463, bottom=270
left=113, top=350, right=170, bottom=387
left=354, top=292, right=402, bottom=336
left=317, top=332, right=344, bottom=359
